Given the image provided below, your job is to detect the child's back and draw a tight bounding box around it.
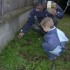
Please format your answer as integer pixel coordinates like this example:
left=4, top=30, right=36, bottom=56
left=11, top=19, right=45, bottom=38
left=40, top=17, right=68, bottom=60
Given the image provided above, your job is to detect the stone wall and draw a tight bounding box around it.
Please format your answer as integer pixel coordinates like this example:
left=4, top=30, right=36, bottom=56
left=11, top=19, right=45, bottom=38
left=0, top=0, right=33, bottom=15
left=0, top=0, right=33, bottom=53
left=0, top=6, right=32, bottom=53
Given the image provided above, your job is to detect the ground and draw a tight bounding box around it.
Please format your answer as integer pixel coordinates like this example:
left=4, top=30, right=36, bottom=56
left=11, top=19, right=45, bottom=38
left=0, top=15, right=70, bottom=70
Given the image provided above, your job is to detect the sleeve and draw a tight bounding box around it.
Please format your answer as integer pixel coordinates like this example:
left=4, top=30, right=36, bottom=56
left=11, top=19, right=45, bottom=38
left=21, top=9, right=35, bottom=33
left=56, top=4, right=64, bottom=19
left=44, top=33, right=60, bottom=51
left=42, top=42, right=52, bottom=51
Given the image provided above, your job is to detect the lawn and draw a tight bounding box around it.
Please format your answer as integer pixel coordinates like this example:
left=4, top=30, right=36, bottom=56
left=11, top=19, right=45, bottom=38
left=0, top=15, right=70, bottom=70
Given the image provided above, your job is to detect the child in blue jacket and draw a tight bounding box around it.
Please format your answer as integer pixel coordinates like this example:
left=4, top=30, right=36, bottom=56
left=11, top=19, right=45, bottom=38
left=18, top=0, right=64, bottom=38
left=40, top=17, right=68, bottom=60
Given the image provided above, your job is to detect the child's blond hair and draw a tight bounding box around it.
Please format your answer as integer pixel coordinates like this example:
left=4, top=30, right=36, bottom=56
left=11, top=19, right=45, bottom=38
left=40, top=17, right=54, bottom=28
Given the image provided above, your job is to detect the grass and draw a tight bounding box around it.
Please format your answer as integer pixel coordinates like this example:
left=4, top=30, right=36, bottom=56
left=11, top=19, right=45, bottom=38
left=0, top=15, right=70, bottom=70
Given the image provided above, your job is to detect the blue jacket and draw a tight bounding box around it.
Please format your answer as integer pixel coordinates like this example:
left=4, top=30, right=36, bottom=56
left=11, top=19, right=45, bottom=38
left=42, top=28, right=65, bottom=56
left=22, top=4, right=64, bottom=33
left=42, top=29, right=60, bottom=51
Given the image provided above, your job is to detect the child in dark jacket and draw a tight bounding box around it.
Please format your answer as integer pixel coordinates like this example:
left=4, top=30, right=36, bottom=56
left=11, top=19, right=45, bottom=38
left=40, top=17, right=69, bottom=60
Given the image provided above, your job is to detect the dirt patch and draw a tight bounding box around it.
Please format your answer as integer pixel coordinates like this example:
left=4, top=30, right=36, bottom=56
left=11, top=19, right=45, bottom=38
left=62, top=54, right=70, bottom=61
left=17, top=50, right=47, bottom=62
left=23, top=39, right=32, bottom=45
left=61, top=48, right=70, bottom=62
left=17, top=65, right=26, bottom=70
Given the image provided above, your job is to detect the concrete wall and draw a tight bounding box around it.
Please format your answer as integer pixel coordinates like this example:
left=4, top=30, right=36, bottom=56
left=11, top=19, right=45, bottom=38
left=0, top=0, right=2, bottom=15
left=0, top=0, right=33, bottom=15
left=0, top=7, right=32, bottom=53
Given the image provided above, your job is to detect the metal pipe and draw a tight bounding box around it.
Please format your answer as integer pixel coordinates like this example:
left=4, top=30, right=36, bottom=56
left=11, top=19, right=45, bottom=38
left=64, top=0, right=70, bottom=13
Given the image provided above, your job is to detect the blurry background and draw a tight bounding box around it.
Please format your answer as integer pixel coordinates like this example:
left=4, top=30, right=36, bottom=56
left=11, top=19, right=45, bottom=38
left=0, top=0, right=70, bottom=16
left=56, top=0, right=70, bottom=14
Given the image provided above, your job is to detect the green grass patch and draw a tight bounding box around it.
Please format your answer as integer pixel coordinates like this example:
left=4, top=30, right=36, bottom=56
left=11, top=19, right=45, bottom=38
left=0, top=15, right=70, bottom=70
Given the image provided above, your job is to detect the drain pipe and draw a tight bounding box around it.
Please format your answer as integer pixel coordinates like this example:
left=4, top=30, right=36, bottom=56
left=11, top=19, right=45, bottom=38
left=64, top=0, right=70, bottom=13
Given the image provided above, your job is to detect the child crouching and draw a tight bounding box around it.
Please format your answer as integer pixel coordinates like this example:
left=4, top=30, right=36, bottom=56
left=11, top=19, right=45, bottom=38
left=40, top=17, right=69, bottom=60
